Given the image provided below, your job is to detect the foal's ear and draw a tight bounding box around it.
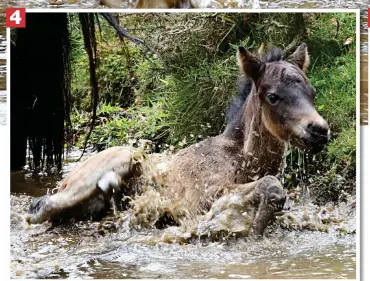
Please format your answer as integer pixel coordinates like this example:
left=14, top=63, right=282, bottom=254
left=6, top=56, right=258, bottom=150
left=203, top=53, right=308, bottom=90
left=287, top=43, right=310, bottom=72
left=237, top=46, right=265, bottom=81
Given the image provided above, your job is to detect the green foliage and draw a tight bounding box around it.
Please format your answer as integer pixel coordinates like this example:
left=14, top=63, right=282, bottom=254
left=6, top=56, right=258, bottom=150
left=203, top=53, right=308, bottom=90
left=70, top=15, right=91, bottom=110
left=309, top=51, right=356, bottom=202
left=311, top=54, right=356, bottom=133
left=155, top=57, right=239, bottom=144
left=77, top=102, right=171, bottom=150
left=327, top=126, right=356, bottom=171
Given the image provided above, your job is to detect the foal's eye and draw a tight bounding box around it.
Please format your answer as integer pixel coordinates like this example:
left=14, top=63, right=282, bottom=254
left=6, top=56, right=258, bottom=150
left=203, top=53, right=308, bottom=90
left=266, top=93, right=280, bottom=105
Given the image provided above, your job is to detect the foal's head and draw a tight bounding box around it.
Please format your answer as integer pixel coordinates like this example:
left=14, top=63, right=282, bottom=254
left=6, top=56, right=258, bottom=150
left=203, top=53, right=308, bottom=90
left=238, top=43, right=329, bottom=153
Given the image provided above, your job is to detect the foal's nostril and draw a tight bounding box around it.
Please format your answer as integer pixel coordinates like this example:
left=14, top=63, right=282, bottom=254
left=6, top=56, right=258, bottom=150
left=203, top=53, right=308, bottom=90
left=300, top=119, right=329, bottom=152
left=306, top=121, right=329, bottom=137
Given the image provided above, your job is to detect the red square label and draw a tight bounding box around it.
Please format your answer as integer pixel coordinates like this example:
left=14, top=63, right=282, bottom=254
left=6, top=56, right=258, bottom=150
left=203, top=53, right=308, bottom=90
left=6, top=8, right=26, bottom=28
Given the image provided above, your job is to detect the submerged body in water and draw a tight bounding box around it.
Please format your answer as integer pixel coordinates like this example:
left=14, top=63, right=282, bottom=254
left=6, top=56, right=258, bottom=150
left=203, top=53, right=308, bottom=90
left=10, top=164, right=356, bottom=278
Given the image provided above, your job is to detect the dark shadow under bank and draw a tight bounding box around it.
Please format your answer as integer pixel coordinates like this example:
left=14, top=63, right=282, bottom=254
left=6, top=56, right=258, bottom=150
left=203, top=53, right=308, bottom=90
left=10, top=13, right=71, bottom=170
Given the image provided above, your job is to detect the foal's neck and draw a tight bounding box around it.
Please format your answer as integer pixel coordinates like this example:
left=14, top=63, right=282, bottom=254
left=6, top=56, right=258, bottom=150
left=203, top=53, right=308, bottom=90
left=224, top=86, right=285, bottom=177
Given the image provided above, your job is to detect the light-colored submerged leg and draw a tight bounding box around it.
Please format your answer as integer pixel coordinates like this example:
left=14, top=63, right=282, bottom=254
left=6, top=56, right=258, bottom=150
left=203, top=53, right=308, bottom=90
left=25, top=171, right=123, bottom=225
left=25, top=147, right=145, bottom=224
left=199, top=176, right=286, bottom=237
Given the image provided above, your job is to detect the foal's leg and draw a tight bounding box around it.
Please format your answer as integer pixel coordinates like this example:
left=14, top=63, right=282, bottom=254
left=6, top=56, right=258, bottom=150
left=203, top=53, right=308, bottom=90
left=205, top=175, right=286, bottom=236
left=249, top=176, right=286, bottom=235
left=25, top=149, right=144, bottom=225
left=25, top=171, right=123, bottom=224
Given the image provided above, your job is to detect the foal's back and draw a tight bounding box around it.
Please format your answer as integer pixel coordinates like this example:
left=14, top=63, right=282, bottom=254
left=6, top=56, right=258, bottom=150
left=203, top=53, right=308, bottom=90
left=165, top=134, right=246, bottom=212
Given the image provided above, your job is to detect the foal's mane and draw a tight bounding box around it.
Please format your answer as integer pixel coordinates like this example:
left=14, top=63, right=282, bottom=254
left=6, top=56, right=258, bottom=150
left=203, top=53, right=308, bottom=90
left=226, top=47, right=283, bottom=124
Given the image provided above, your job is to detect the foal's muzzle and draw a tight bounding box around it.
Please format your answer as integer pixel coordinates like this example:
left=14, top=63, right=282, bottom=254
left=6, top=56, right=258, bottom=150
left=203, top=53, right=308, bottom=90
left=301, top=120, right=330, bottom=153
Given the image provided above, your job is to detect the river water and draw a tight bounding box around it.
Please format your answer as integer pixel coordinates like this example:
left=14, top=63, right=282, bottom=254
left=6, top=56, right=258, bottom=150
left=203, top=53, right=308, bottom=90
left=6, top=0, right=362, bottom=279
left=11, top=150, right=357, bottom=279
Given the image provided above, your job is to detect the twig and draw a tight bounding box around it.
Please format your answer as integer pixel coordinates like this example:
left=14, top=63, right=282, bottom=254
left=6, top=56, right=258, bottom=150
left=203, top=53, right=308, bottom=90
left=100, top=13, right=161, bottom=59
left=77, top=14, right=99, bottom=162
left=283, top=35, right=301, bottom=55
left=217, top=23, right=236, bottom=53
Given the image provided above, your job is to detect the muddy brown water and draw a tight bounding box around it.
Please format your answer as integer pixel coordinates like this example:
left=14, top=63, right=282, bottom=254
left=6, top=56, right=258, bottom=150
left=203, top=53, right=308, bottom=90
left=10, top=150, right=356, bottom=279
left=7, top=0, right=361, bottom=279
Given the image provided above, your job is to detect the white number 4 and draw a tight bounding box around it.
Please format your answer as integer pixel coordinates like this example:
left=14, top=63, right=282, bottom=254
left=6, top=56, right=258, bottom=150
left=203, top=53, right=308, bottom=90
left=10, top=10, right=22, bottom=25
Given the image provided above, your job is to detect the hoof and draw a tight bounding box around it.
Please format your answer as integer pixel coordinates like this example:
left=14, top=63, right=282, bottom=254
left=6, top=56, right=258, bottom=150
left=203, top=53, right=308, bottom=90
left=259, top=176, right=286, bottom=212
left=28, top=195, right=50, bottom=215
left=266, top=187, right=286, bottom=212
left=27, top=195, right=54, bottom=224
